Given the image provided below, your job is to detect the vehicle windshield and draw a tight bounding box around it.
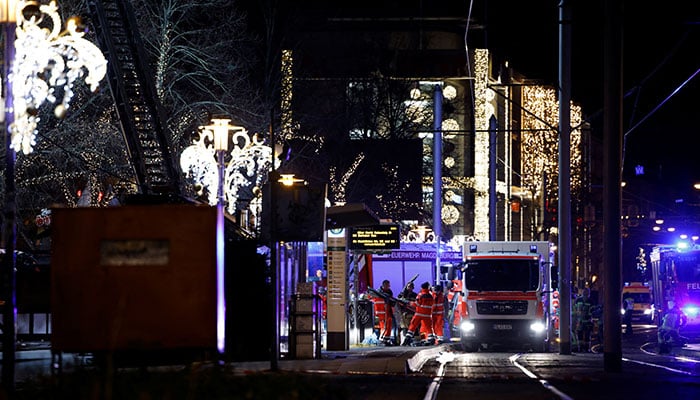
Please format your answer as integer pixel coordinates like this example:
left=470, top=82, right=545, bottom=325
left=674, top=253, right=700, bottom=282
left=463, top=258, right=539, bottom=291
left=623, top=293, right=650, bottom=303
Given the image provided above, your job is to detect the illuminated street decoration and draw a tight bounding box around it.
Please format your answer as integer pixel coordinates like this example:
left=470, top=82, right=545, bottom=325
left=330, top=153, right=365, bottom=205
left=473, top=48, right=491, bottom=240
left=441, top=118, right=459, bottom=139
left=180, top=123, right=272, bottom=215
left=281, top=49, right=323, bottom=147
left=521, top=85, right=583, bottom=210
left=9, top=0, right=107, bottom=154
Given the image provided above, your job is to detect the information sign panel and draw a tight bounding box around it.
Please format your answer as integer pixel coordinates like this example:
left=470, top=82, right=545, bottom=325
left=348, top=225, right=400, bottom=250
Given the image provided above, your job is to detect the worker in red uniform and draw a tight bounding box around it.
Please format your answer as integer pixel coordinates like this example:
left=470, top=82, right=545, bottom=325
left=431, top=284, right=446, bottom=345
left=401, top=282, right=434, bottom=346
left=370, top=279, right=396, bottom=345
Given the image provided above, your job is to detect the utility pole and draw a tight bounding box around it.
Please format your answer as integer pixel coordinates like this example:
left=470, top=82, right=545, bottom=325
left=558, top=0, right=573, bottom=355
left=603, top=0, right=624, bottom=373
left=433, top=85, right=442, bottom=284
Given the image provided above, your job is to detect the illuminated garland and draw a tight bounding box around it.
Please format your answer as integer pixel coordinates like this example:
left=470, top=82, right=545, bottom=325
left=9, top=0, right=107, bottom=155
left=473, top=49, right=491, bottom=240
left=180, top=126, right=272, bottom=215
left=521, top=85, right=583, bottom=208
left=329, top=152, right=365, bottom=205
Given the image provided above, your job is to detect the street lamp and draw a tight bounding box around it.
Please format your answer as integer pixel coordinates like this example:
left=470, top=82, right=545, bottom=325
left=180, top=116, right=273, bottom=356
left=180, top=117, right=272, bottom=219
left=206, top=117, right=233, bottom=357
left=206, top=117, right=236, bottom=208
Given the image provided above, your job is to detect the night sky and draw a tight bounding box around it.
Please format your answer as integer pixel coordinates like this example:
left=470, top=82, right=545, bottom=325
left=470, top=1, right=700, bottom=278
left=473, top=1, right=700, bottom=192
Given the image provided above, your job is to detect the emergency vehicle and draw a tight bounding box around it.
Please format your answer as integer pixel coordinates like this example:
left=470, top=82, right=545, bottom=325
left=621, top=282, right=655, bottom=323
left=650, top=243, right=700, bottom=331
left=454, top=241, right=556, bottom=352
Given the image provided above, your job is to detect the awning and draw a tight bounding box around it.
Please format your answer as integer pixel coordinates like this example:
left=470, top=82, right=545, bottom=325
left=326, top=203, right=380, bottom=229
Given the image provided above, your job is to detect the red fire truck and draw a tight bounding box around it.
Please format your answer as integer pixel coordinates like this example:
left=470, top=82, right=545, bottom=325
left=650, top=243, right=700, bottom=331
left=450, top=241, right=557, bottom=352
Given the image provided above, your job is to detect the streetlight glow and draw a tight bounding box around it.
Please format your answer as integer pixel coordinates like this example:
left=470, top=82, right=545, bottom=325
left=207, top=118, right=233, bottom=152
left=278, top=173, right=304, bottom=186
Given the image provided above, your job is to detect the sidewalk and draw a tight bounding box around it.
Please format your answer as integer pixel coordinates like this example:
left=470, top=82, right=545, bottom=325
left=3, top=340, right=700, bottom=377
left=229, top=344, right=440, bottom=376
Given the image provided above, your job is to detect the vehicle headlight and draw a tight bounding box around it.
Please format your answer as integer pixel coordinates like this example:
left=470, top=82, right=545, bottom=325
left=530, top=321, right=546, bottom=333
left=460, top=321, right=475, bottom=333
left=682, top=304, right=699, bottom=318
left=620, top=308, right=625, bottom=315
left=643, top=309, right=652, bottom=315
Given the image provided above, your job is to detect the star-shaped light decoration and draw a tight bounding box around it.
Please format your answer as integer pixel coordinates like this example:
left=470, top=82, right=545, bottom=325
left=9, top=0, right=107, bottom=154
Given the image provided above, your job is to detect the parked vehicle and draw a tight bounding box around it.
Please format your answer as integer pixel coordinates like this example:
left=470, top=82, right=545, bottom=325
left=621, top=281, right=656, bottom=323
left=650, top=243, right=700, bottom=331
left=453, top=241, right=556, bottom=352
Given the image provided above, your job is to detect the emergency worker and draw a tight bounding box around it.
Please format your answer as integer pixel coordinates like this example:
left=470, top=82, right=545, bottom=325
left=658, top=301, right=687, bottom=353
left=573, top=289, right=593, bottom=352
left=402, top=282, right=434, bottom=346
left=623, top=295, right=634, bottom=336
left=370, top=279, right=395, bottom=345
left=397, top=281, right=417, bottom=343
left=431, top=285, right=446, bottom=344
left=446, top=279, right=464, bottom=335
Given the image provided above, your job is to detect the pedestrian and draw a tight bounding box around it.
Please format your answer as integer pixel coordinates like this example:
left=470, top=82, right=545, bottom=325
left=401, top=282, right=434, bottom=346
left=623, top=295, right=634, bottom=336
left=657, top=301, right=687, bottom=353
left=573, top=288, right=593, bottom=352
left=397, top=281, right=417, bottom=344
left=431, top=284, right=447, bottom=345
left=370, top=279, right=396, bottom=346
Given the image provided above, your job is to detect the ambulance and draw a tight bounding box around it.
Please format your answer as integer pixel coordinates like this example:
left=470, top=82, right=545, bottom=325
left=622, top=282, right=655, bottom=323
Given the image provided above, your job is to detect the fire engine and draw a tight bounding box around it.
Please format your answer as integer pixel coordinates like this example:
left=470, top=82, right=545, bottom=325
left=650, top=243, right=700, bottom=330
left=452, top=241, right=556, bottom=352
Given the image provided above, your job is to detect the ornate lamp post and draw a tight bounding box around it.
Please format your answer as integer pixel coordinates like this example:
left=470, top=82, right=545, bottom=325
left=207, top=117, right=236, bottom=208
left=1, top=0, right=106, bottom=391
left=180, top=117, right=272, bottom=222
left=180, top=116, right=272, bottom=356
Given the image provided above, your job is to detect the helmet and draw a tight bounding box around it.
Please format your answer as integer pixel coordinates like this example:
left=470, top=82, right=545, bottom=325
left=421, top=282, right=430, bottom=290
left=406, top=282, right=415, bottom=289
left=433, top=285, right=443, bottom=292
left=668, top=301, right=675, bottom=309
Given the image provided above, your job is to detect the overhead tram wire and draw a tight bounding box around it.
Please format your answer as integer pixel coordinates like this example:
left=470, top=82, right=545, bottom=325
left=622, top=67, right=700, bottom=172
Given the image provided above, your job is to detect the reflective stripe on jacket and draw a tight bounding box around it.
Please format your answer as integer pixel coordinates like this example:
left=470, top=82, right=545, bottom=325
left=415, top=288, right=434, bottom=317
left=432, top=292, right=445, bottom=315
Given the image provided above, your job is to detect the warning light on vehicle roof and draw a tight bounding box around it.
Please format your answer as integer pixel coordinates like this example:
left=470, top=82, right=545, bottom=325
left=530, top=245, right=538, bottom=253
left=677, top=241, right=690, bottom=250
